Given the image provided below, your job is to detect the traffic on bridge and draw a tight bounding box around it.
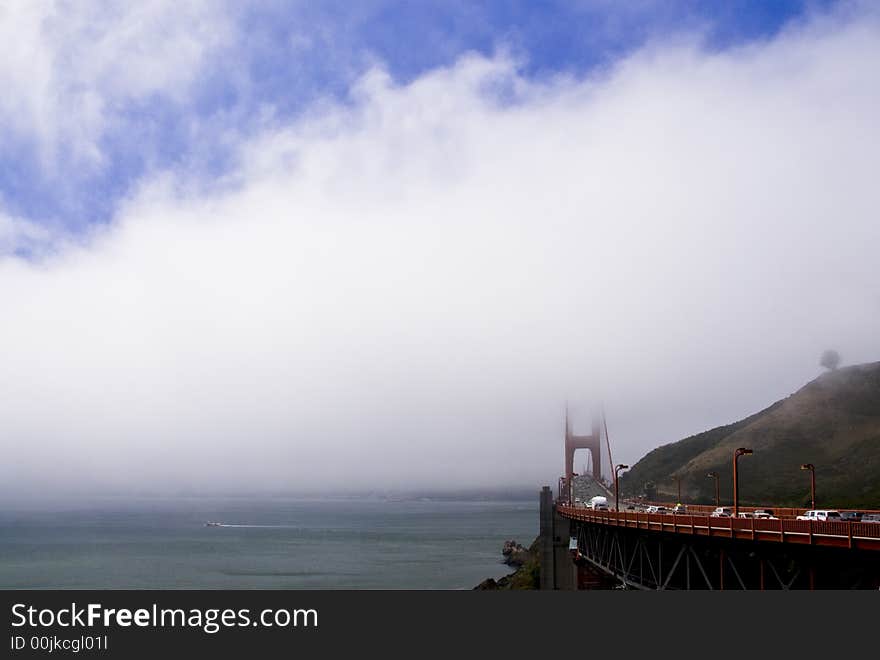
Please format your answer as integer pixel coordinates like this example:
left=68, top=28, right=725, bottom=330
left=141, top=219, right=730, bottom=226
left=539, top=412, right=880, bottom=589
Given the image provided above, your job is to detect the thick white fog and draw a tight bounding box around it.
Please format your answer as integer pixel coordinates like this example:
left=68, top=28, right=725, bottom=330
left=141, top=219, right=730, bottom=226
left=1, top=7, right=878, bottom=494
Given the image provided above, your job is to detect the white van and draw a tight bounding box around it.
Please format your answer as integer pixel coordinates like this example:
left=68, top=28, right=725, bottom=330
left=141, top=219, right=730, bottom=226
left=796, top=510, right=842, bottom=522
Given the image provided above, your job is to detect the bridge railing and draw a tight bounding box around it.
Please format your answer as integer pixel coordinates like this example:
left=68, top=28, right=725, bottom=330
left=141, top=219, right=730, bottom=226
left=556, top=505, right=880, bottom=550
left=614, top=501, right=880, bottom=518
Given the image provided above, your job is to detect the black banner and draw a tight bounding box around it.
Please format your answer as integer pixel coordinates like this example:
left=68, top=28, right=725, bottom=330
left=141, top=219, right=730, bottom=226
left=2, top=590, right=875, bottom=658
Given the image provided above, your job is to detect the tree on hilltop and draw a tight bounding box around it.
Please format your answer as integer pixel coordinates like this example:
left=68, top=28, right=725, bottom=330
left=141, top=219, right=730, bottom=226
left=820, top=349, right=841, bottom=371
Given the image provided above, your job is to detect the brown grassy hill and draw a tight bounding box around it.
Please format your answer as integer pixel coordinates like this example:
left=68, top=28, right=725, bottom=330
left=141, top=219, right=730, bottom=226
left=619, top=361, right=880, bottom=508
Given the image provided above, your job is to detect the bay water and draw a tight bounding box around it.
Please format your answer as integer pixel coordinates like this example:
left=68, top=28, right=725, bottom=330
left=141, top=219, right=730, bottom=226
left=0, top=495, right=538, bottom=589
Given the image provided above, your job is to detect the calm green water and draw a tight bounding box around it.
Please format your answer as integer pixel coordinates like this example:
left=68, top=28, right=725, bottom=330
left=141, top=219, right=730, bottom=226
left=0, top=496, right=538, bottom=589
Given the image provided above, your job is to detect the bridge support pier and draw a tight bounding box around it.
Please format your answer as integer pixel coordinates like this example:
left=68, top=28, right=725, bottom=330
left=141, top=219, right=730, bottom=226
left=539, top=487, right=576, bottom=590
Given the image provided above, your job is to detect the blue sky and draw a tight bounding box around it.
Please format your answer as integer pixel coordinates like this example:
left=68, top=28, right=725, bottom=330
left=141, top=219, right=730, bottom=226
left=0, top=0, right=840, bottom=232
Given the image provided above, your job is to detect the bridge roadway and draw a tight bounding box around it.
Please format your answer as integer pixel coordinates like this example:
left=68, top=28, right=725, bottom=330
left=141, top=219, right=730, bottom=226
left=540, top=487, right=880, bottom=589
left=557, top=504, right=880, bottom=552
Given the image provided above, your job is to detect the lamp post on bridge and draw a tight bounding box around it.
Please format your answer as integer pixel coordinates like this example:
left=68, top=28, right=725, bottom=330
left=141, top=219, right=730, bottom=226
left=732, top=448, right=753, bottom=517
left=800, top=463, right=816, bottom=509
left=672, top=475, right=682, bottom=504
left=614, top=464, right=629, bottom=513
left=706, top=472, right=720, bottom=507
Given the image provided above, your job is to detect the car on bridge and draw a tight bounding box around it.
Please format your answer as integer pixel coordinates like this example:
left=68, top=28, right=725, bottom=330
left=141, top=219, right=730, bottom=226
left=839, top=511, right=863, bottom=523
left=710, top=507, right=732, bottom=517
left=796, top=510, right=843, bottom=522
left=672, top=504, right=688, bottom=514
left=753, top=509, right=777, bottom=519
left=645, top=505, right=669, bottom=514
left=861, top=513, right=880, bottom=524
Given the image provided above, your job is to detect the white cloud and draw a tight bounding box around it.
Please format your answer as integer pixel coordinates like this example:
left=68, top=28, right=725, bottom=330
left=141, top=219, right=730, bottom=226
left=0, top=211, right=52, bottom=255
left=1, top=8, right=879, bottom=494
left=0, top=0, right=231, bottom=171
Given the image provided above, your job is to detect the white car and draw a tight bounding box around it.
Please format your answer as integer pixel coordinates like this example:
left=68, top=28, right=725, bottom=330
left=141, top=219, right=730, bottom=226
left=796, top=509, right=843, bottom=522
left=861, top=514, right=880, bottom=524
left=710, top=507, right=732, bottom=517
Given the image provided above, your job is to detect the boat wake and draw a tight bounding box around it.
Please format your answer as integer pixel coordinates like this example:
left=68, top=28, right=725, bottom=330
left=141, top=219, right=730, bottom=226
left=205, top=522, right=298, bottom=528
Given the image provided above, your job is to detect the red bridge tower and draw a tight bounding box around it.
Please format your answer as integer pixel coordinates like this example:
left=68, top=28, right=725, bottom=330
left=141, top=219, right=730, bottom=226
left=564, top=407, right=602, bottom=502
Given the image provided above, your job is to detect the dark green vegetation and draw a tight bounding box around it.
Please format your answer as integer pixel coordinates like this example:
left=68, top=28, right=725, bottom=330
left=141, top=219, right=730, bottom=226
left=619, top=361, right=880, bottom=508
left=474, top=537, right=541, bottom=590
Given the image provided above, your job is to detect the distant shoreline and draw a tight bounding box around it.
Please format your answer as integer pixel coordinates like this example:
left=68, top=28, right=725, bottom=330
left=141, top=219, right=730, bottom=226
left=0, top=488, right=541, bottom=506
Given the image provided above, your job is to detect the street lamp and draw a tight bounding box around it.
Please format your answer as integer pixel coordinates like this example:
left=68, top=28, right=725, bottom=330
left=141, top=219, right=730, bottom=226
left=672, top=475, right=682, bottom=504
left=800, top=463, right=816, bottom=509
left=614, top=464, right=629, bottom=513
left=732, top=448, right=753, bottom=517
left=706, top=472, right=720, bottom=507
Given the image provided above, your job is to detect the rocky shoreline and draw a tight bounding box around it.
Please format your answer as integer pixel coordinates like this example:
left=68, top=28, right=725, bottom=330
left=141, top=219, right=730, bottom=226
left=473, top=537, right=541, bottom=589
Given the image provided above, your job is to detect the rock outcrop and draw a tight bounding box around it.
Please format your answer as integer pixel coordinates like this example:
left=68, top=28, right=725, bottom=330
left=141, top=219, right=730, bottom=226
left=501, top=539, right=530, bottom=566
left=474, top=537, right=541, bottom=589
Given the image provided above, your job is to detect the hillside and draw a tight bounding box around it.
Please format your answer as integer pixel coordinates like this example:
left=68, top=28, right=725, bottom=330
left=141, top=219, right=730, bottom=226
left=619, top=361, right=880, bottom=508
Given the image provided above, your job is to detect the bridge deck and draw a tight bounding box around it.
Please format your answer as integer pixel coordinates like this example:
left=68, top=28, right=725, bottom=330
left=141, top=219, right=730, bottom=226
left=557, top=505, right=880, bottom=552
